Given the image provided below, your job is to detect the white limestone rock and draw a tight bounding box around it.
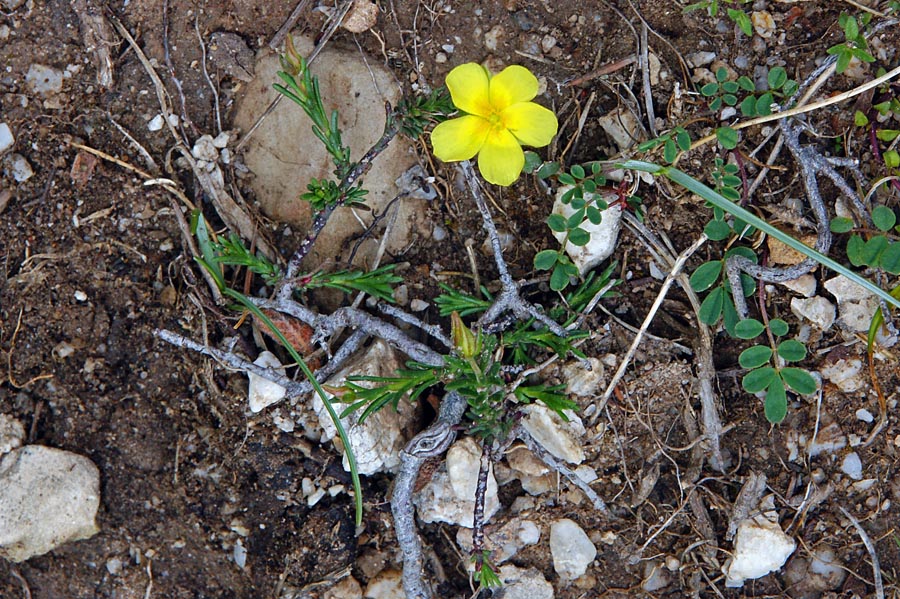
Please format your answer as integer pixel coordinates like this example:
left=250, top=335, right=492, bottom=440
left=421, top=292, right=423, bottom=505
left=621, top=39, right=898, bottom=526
left=315, top=340, right=416, bottom=475
left=3, top=153, right=33, bottom=183
left=0, top=122, right=13, bottom=155
left=562, top=358, right=605, bottom=397
left=456, top=517, right=541, bottom=564
left=549, top=518, right=596, bottom=581
left=790, top=296, right=835, bottom=330
left=820, top=357, right=865, bottom=393
left=779, top=274, right=817, bottom=297
left=722, top=496, right=795, bottom=588
left=248, top=351, right=287, bottom=413
left=824, top=275, right=879, bottom=333
left=496, top=565, right=554, bottom=599
left=364, top=569, right=404, bottom=599
left=25, top=64, right=64, bottom=96
left=0, top=414, right=24, bottom=456
left=414, top=437, right=500, bottom=528
left=841, top=452, right=863, bottom=480
left=521, top=403, right=586, bottom=464
left=597, top=107, right=641, bottom=151
left=0, top=446, right=100, bottom=562
left=551, top=187, right=622, bottom=277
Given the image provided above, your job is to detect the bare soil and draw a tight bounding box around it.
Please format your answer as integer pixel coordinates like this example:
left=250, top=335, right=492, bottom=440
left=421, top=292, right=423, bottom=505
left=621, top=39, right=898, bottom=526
left=1, top=1, right=899, bottom=598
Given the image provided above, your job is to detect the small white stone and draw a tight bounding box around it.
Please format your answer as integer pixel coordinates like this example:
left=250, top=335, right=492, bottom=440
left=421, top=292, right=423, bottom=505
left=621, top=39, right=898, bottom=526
left=820, top=358, right=864, bottom=393
left=855, top=408, right=874, bottom=423
left=686, top=51, right=716, bottom=67
left=414, top=437, right=500, bottom=527
left=779, top=274, right=816, bottom=297
left=25, top=64, right=64, bottom=95
left=74, top=290, right=88, bottom=302
left=434, top=52, right=448, bottom=64
left=497, top=565, right=554, bottom=599
left=0, top=415, right=25, bottom=456
left=841, top=452, right=863, bottom=480
left=751, top=11, right=776, bottom=38
left=562, top=358, right=604, bottom=397
left=233, top=539, right=247, bottom=568
left=0, top=123, right=14, bottom=155
left=790, top=296, right=835, bottom=330
left=3, top=153, right=33, bottom=183
left=106, top=557, right=123, bottom=575
left=552, top=186, right=622, bottom=277
left=341, top=0, right=378, bottom=33
left=441, top=43, right=455, bottom=53
left=307, top=488, right=326, bottom=506
left=597, top=107, right=641, bottom=151
left=574, top=465, right=598, bottom=483
left=521, top=403, right=586, bottom=464
left=824, top=275, right=879, bottom=333
left=191, top=135, right=219, bottom=162
left=722, top=498, right=795, bottom=587
left=484, top=25, right=505, bottom=51
left=248, top=351, right=287, bottom=413
left=0, top=446, right=101, bottom=562
left=147, top=114, right=166, bottom=131
left=364, top=569, right=404, bottom=599
left=540, top=35, right=557, bottom=53
left=410, top=298, right=428, bottom=312
left=549, top=518, right=596, bottom=580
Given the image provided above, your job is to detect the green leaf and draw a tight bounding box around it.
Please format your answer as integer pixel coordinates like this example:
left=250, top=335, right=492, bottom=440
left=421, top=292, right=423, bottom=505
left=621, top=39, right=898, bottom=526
left=768, top=318, right=789, bottom=337
left=723, top=94, right=738, bottom=106
left=872, top=205, right=897, bottom=232
left=854, top=110, right=870, bottom=126
left=781, top=367, right=817, bottom=395
left=716, top=127, right=739, bottom=150
left=550, top=263, right=571, bottom=291
left=690, top=261, right=723, bottom=292
left=846, top=234, right=866, bottom=266
left=836, top=50, right=851, bottom=74
left=755, top=93, right=774, bottom=116
left=570, top=164, right=586, bottom=179
left=720, top=186, right=742, bottom=202
left=568, top=227, right=591, bottom=246
left=722, top=81, right=739, bottom=94
left=738, top=76, right=755, bottom=92
left=880, top=242, right=900, bottom=274
left=547, top=213, right=568, bottom=233
left=768, top=66, right=788, bottom=90
left=830, top=217, right=855, bottom=233
left=534, top=249, right=559, bottom=271
left=716, top=67, right=729, bottom=82
left=676, top=130, right=692, bottom=152
left=728, top=9, right=753, bottom=37
left=844, top=15, right=859, bottom=40
left=742, top=366, right=777, bottom=393
left=777, top=339, right=807, bottom=362
left=740, top=95, right=758, bottom=117
left=862, top=235, right=889, bottom=265
left=523, top=151, right=542, bottom=173
left=739, top=345, right=773, bottom=368
left=537, top=161, right=561, bottom=179
left=558, top=172, right=576, bottom=186
left=764, top=379, right=788, bottom=423
left=710, top=97, right=723, bottom=112
left=663, top=139, right=677, bottom=163
left=735, top=318, right=765, bottom=339
left=586, top=206, right=603, bottom=225
left=705, top=218, right=732, bottom=241
left=884, top=150, right=900, bottom=169
left=723, top=293, right=741, bottom=337
left=698, top=287, right=725, bottom=324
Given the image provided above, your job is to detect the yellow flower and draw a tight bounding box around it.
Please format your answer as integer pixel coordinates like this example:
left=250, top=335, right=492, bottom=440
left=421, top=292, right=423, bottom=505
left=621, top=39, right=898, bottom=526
left=431, top=63, right=558, bottom=186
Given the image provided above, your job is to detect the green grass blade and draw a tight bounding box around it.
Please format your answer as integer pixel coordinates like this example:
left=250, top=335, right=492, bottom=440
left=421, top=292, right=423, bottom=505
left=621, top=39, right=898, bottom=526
left=620, top=160, right=900, bottom=312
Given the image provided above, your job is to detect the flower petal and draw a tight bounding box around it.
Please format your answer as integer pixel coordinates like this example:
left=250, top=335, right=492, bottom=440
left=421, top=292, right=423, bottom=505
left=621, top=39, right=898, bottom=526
left=489, top=65, right=539, bottom=110
left=502, top=101, right=558, bottom=147
left=478, top=128, right=525, bottom=186
left=431, top=115, right=490, bottom=162
left=446, top=63, right=492, bottom=117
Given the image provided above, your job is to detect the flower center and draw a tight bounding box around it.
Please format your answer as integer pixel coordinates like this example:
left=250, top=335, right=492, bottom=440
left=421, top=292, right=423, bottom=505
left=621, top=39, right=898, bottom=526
left=487, top=110, right=504, bottom=131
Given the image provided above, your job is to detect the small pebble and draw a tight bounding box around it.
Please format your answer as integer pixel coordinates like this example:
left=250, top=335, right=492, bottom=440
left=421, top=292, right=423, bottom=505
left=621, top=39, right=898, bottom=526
left=435, top=52, right=447, bottom=64
left=0, top=122, right=13, bottom=155
left=3, top=153, right=33, bottom=183
left=841, top=452, right=862, bottom=480
left=855, top=408, right=874, bottom=423
left=410, top=298, right=428, bottom=312
left=432, top=224, right=447, bottom=241
left=74, top=290, right=88, bottom=302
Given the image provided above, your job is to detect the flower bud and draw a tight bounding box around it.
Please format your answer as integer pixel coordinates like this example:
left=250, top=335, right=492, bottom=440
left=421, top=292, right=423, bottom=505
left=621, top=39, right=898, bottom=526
left=450, top=311, right=479, bottom=358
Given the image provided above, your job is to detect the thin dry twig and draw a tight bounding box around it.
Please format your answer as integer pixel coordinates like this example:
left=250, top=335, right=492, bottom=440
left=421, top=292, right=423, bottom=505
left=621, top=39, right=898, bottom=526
left=839, top=507, right=885, bottom=599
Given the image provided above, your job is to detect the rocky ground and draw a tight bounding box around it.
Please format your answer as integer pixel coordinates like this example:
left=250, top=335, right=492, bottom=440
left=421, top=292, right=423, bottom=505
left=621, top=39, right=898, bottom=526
left=1, top=1, right=900, bottom=598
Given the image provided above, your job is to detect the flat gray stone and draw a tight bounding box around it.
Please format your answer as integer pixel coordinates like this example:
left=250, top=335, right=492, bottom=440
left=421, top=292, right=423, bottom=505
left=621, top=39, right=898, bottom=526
left=233, top=36, right=424, bottom=268
left=0, top=445, right=100, bottom=562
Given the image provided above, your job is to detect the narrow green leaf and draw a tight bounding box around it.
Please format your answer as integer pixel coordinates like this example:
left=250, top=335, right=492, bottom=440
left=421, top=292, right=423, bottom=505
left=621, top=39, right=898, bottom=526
left=698, top=287, right=725, bottom=324
left=739, top=344, right=773, bottom=368
left=743, top=366, right=777, bottom=393
left=764, top=379, right=788, bottom=423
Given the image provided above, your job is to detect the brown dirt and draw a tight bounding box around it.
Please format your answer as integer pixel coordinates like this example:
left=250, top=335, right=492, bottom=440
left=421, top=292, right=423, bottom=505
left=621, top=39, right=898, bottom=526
left=1, top=1, right=899, bottom=598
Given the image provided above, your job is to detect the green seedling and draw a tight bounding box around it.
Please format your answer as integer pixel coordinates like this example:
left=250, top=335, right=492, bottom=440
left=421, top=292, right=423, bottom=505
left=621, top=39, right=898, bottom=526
left=827, top=12, right=876, bottom=74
